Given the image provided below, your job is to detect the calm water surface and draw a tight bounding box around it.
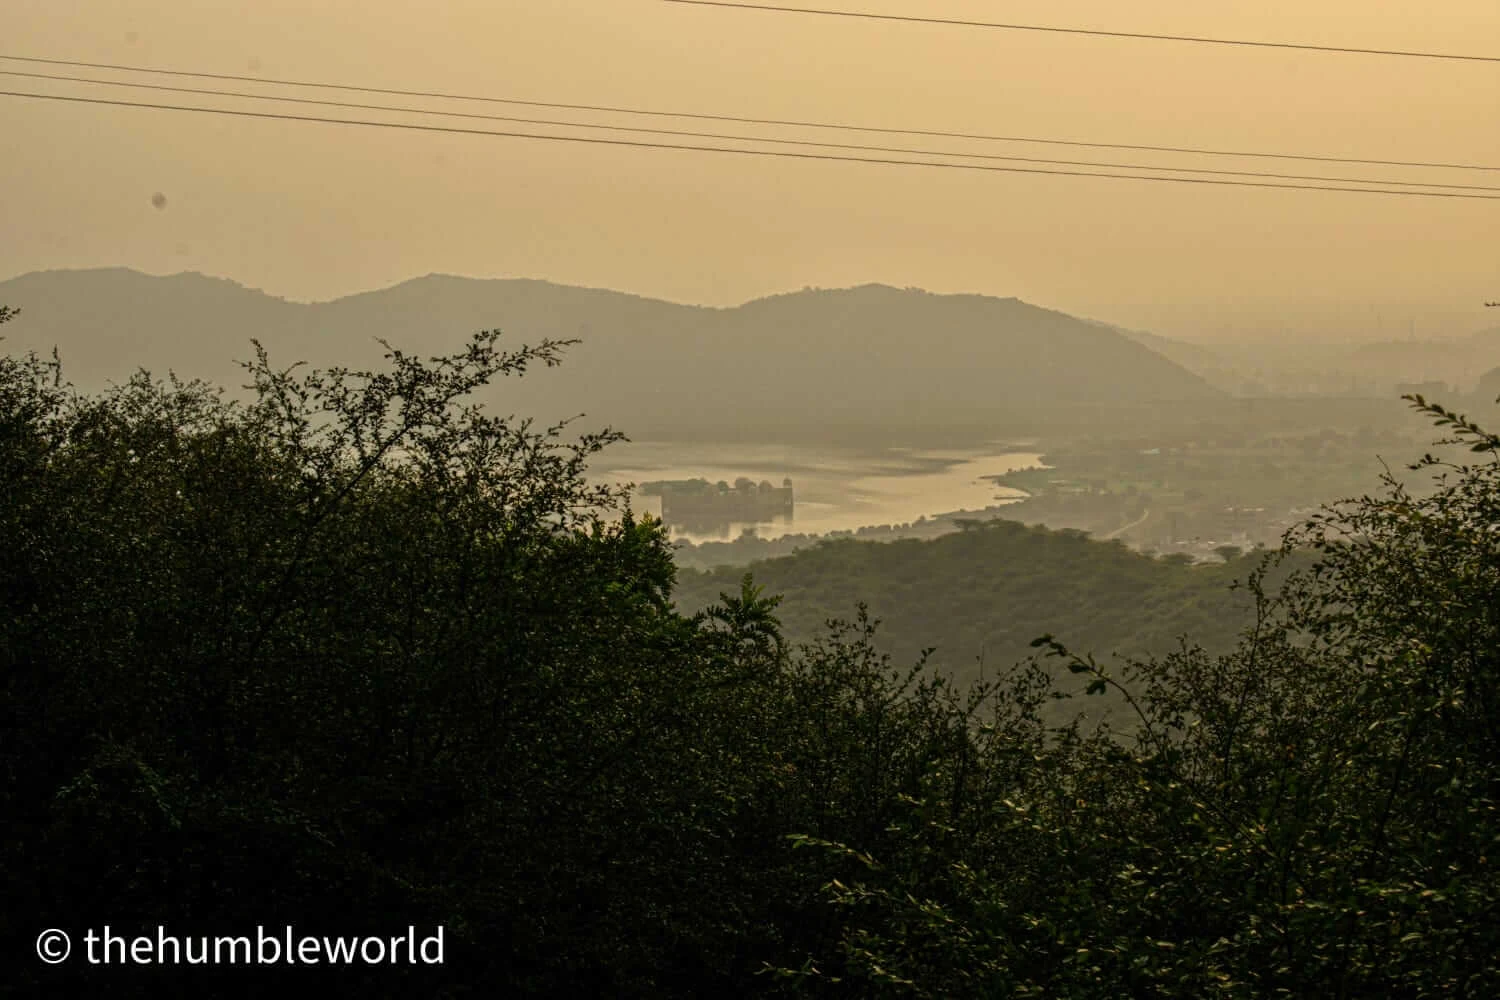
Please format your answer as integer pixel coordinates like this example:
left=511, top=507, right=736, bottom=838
left=591, top=442, right=1043, bottom=543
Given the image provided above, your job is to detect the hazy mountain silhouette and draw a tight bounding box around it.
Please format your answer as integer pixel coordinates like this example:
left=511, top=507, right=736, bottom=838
left=0, top=269, right=1222, bottom=439
left=1087, top=322, right=1252, bottom=394
left=1336, top=325, right=1500, bottom=392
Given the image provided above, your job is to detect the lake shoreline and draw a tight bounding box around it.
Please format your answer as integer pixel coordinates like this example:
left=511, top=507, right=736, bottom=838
left=592, top=442, right=1044, bottom=545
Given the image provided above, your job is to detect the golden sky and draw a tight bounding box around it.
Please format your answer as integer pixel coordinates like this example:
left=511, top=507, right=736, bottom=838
left=4, top=0, right=1498, bottom=341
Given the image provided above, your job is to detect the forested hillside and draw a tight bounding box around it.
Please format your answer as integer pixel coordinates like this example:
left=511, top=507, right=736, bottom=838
left=0, top=269, right=1219, bottom=441
left=4, top=309, right=1498, bottom=997
left=674, top=522, right=1267, bottom=686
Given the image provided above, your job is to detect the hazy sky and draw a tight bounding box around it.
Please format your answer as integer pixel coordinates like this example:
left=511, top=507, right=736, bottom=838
left=5, top=0, right=1498, bottom=341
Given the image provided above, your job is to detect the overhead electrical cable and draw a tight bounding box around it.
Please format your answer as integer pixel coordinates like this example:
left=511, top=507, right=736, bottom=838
left=1, top=53, right=1495, bottom=173
left=661, top=1, right=1500, bottom=64
left=4, top=89, right=1499, bottom=202
left=11, top=70, right=1499, bottom=192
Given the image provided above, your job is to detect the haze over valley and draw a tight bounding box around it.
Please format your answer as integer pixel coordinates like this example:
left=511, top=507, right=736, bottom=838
left=7, top=1, right=1500, bottom=995
left=5, top=265, right=1486, bottom=571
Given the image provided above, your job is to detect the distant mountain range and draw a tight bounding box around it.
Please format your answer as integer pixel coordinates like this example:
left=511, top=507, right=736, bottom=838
left=1339, top=327, right=1500, bottom=391
left=1087, top=322, right=1254, bottom=395
left=1157, top=326, right=1500, bottom=399
left=0, top=269, right=1222, bottom=440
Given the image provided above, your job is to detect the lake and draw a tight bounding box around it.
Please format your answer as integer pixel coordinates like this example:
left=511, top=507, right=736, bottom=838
left=590, top=442, right=1043, bottom=543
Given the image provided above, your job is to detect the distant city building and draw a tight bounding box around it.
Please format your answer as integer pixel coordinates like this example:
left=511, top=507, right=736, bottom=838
left=1207, top=506, right=1267, bottom=541
left=1160, top=504, right=1267, bottom=545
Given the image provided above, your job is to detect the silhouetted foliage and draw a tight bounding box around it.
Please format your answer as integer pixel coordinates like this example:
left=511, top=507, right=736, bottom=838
left=773, top=395, right=1500, bottom=997
left=0, top=331, right=1039, bottom=996
left=5, top=318, right=1499, bottom=996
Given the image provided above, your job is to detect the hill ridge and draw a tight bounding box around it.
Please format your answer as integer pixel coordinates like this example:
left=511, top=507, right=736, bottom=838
left=1, top=268, right=1222, bottom=440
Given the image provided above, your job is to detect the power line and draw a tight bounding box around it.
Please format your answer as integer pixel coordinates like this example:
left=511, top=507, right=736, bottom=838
left=663, top=1, right=1500, bottom=64
left=6, top=88, right=1499, bottom=202
left=1, top=53, right=1495, bottom=173
left=12, top=70, right=1500, bottom=193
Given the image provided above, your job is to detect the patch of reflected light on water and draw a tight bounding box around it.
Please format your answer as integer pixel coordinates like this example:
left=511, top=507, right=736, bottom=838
left=589, top=443, right=1045, bottom=543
